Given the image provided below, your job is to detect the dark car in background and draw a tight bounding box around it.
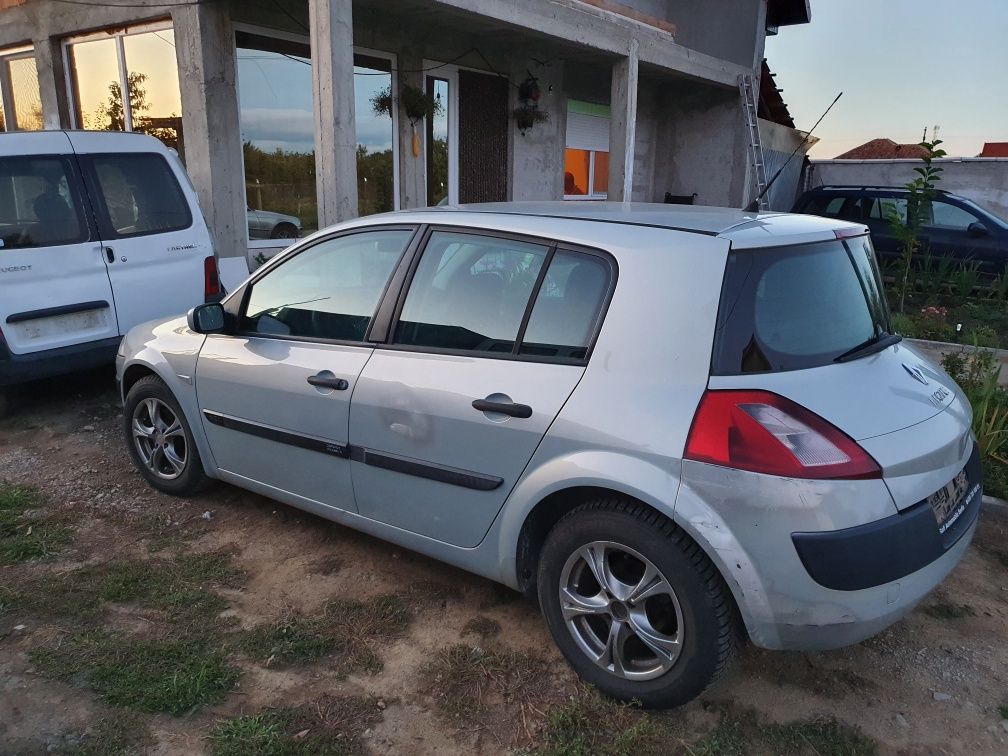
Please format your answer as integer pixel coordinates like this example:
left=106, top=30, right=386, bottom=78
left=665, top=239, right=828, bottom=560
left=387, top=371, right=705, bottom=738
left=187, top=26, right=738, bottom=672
left=794, top=186, right=1008, bottom=276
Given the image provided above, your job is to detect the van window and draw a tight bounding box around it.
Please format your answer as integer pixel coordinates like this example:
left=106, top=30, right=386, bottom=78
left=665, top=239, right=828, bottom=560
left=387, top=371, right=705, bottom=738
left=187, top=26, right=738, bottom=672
left=243, top=229, right=411, bottom=342
left=519, top=251, right=610, bottom=360
left=0, top=156, right=88, bottom=249
left=712, top=237, right=893, bottom=374
left=394, top=231, right=549, bottom=354
left=89, top=153, right=191, bottom=238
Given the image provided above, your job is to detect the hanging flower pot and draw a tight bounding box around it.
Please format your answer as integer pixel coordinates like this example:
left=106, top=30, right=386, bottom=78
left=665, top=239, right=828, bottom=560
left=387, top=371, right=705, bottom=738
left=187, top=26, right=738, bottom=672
left=371, top=84, right=444, bottom=159
left=513, top=73, right=549, bottom=136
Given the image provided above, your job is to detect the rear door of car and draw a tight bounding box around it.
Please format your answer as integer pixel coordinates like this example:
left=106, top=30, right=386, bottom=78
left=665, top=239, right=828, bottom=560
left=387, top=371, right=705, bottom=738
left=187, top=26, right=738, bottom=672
left=919, top=198, right=1003, bottom=275
left=349, top=226, right=615, bottom=548
left=69, top=133, right=211, bottom=333
left=0, top=132, right=120, bottom=357
left=195, top=226, right=417, bottom=511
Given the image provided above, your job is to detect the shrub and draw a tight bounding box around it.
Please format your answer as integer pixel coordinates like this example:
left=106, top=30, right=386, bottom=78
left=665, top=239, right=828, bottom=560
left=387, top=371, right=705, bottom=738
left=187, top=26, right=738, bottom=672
left=890, top=313, right=917, bottom=337
left=942, top=347, right=1008, bottom=464
left=912, top=306, right=955, bottom=342
left=965, top=325, right=999, bottom=349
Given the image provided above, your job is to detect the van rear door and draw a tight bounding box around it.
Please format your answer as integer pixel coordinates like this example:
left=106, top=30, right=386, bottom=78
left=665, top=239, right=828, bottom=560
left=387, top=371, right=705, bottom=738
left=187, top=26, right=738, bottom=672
left=69, top=132, right=211, bottom=333
left=0, top=132, right=120, bottom=357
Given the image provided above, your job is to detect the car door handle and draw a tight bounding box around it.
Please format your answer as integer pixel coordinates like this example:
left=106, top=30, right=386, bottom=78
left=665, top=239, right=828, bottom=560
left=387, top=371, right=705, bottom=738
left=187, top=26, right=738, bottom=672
left=307, top=374, right=349, bottom=390
left=472, top=399, right=533, bottom=418
left=103, top=246, right=115, bottom=264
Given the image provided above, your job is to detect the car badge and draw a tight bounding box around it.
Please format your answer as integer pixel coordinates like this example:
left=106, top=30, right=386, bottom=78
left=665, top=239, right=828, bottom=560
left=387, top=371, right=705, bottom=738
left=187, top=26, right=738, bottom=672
left=903, top=364, right=929, bottom=386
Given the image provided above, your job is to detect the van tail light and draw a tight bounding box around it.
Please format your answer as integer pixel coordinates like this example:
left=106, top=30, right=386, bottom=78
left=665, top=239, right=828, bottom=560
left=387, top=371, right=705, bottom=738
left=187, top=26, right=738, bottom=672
left=204, top=255, right=221, bottom=301
left=684, top=390, right=881, bottom=480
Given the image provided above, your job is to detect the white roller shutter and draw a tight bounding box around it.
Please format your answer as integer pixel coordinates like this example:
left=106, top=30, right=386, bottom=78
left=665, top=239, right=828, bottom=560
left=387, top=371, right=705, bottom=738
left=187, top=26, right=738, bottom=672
left=566, top=111, right=609, bottom=152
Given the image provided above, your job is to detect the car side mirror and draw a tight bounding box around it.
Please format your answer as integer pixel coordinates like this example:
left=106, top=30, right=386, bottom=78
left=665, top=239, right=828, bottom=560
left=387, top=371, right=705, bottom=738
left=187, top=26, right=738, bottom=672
left=967, top=221, right=989, bottom=238
left=187, top=303, right=226, bottom=334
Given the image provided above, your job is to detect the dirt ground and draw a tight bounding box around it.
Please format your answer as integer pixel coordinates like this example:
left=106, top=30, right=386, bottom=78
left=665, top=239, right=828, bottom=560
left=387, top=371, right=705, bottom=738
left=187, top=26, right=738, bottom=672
left=1, top=369, right=1007, bottom=755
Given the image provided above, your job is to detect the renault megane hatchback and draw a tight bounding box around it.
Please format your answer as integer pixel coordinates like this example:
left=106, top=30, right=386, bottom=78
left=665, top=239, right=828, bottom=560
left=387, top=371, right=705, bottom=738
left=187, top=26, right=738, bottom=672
left=117, top=203, right=981, bottom=708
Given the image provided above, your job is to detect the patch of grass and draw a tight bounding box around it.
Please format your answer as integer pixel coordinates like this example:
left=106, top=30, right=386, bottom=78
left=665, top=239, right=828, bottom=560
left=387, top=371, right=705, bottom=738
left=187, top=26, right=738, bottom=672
left=241, top=593, right=410, bottom=674
left=207, top=694, right=382, bottom=755
left=67, top=710, right=154, bottom=756
left=536, top=691, right=878, bottom=756
left=6, top=551, right=244, bottom=622
left=999, top=704, right=1008, bottom=720
left=31, top=628, right=239, bottom=716
left=921, top=601, right=975, bottom=620
left=424, top=644, right=547, bottom=723
left=461, top=615, right=501, bottom=641
left=0, top=482, right=74, bottom=564
left=984, top=458, right=1008, bottom=501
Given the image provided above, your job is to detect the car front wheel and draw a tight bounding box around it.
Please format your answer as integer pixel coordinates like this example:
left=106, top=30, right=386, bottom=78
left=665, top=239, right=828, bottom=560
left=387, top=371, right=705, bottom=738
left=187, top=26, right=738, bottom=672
left=123, top=375, right=211, bottom=496
left=537, top=499, right=740, bottom=708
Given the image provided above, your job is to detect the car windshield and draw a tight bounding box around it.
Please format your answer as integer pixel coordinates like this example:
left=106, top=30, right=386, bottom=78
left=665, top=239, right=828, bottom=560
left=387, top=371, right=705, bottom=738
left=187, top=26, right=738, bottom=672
left=711, top=236, right=893, bottom=374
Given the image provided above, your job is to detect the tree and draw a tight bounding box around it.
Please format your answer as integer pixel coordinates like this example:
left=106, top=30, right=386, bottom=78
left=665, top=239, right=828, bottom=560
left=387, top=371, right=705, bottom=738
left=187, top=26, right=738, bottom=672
left=888, top=138, right=947, bottom=313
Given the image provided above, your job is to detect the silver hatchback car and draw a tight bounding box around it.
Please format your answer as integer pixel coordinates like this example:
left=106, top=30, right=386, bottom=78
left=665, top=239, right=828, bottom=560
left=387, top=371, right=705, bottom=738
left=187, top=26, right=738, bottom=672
left=117, top=203, right=981, bottom=708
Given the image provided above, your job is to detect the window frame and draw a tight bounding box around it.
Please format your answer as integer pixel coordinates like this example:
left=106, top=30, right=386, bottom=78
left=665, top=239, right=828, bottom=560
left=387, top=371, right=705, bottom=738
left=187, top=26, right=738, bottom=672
left=62, top=20, right=176, bottom=133
left=0, top=152, right=97, bottom=248
left=78, top=151, right=193, bottom=240
left=233, top=24, right=402, bottom=248
left=0, top=45, right=41, bottom=132
left=379, top=224, right=617, bottom=366
left=231, top=224, right=421, bottom=347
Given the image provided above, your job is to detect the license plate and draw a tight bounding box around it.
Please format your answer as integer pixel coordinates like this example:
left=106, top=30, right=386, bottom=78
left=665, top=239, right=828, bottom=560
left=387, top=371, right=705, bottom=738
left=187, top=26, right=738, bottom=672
left=928, top=467, right=972, bottom=533
left=12, top=309, right=107, bottom=342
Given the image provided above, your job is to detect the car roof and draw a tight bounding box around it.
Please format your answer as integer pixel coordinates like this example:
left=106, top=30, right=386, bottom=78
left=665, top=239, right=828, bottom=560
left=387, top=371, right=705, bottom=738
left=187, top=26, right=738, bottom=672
left=392, top=202, right=865, bottom=249
left=0, top=129, right=173, bottom=156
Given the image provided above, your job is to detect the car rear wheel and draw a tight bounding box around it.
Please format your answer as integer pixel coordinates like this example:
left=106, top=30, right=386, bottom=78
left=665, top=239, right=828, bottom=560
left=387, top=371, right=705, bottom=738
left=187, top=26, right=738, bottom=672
left=537, top=499, right=740, bottom=708
left=123, top=375, right=211, bottom=496
left=271, top=223, right=298, bottom=239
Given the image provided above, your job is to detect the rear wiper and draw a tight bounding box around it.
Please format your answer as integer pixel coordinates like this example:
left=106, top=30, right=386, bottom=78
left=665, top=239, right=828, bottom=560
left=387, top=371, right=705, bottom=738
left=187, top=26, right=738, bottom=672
left=834, top=332, right=902, bottom=363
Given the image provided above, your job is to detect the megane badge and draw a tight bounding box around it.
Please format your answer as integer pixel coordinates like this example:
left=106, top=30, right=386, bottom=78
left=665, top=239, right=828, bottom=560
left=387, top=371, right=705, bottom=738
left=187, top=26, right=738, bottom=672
left=903, top=364, right=929, bottom=386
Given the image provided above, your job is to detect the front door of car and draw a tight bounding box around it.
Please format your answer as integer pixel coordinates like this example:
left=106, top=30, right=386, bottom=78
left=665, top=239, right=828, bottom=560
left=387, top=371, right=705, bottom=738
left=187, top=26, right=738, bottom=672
left=350, top=228, right=614, bottom=548
left=195, top=227, right=416, bottom=510
left=919, top=199, right=1003, bottom=275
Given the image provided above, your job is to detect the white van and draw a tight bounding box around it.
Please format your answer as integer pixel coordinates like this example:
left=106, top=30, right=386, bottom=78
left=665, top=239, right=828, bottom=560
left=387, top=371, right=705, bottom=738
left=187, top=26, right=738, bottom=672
left=0, top=131, right=218, bottom=415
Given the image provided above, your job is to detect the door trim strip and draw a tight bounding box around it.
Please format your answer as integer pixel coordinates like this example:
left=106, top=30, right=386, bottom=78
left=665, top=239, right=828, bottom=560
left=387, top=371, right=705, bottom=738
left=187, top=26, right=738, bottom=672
left=201, top=409, right=502, bottom=491
left=202, top=410, right=349, bottom=458
left=6, top=300, right=110, bottom=324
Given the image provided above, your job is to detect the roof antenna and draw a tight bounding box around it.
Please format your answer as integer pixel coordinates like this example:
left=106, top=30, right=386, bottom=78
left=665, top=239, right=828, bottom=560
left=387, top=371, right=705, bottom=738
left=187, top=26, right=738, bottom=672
left=745, top=91, right=842, bottom=213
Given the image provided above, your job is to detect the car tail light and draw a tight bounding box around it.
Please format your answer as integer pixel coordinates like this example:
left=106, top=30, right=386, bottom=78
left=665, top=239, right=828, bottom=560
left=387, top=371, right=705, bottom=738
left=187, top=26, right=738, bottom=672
left=204, top=255, right=221, bottom=300
left=684, top=390, right=881, bottom=480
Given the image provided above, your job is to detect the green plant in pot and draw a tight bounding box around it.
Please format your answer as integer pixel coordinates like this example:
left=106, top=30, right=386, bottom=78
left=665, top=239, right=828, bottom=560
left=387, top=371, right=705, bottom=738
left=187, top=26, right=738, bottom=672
left=371, top=84, right=443, bottom=157
left=513, top=73, right=549, bottom=136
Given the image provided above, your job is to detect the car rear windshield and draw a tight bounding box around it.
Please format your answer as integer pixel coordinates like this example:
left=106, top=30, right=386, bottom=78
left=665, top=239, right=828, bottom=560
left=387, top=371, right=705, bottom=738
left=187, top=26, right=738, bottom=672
left=711, top=236, right=892, bottom=374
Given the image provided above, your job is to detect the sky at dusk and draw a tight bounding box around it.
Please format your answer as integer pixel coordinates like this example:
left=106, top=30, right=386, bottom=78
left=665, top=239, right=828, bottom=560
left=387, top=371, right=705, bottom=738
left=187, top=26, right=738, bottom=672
left=765, top=0, right=1007, bottom=158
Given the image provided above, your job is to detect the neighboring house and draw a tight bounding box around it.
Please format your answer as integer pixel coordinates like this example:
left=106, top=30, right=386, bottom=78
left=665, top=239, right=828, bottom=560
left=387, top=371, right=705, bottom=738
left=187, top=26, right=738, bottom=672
left=978, top=142, right=1008, bottom=158
left=0, top=0, right=811, bottom=261
left=834, top=139, right=930, bottom=161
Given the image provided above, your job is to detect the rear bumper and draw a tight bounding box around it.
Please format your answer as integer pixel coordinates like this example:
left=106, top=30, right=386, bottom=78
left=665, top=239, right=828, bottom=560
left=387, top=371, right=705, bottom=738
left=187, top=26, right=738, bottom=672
left=0, top=336, right=121, bottom=387
left=677, top=451, right=980, bottom=651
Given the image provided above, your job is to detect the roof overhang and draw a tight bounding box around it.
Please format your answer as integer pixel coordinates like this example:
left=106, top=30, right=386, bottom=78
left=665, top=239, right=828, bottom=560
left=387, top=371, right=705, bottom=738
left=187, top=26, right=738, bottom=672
left=767, top=0, right=811, bottom=26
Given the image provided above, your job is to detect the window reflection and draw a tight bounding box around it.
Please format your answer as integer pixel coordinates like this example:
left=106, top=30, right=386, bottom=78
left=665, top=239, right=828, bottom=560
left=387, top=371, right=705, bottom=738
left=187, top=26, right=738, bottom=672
left=236, top=32, right=318, bottom=238
left=8, top=57, right=42, bottom=130
left=426, top=77, right=449, bottom=206
left=355, top=54, right=395, bottom=216
left=67, top=28, right=183, bottom=153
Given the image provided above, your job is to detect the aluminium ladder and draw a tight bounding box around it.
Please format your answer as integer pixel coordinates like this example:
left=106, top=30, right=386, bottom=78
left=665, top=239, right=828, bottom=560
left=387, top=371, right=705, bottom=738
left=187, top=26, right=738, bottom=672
left=739, top=73, right=770, bottom=211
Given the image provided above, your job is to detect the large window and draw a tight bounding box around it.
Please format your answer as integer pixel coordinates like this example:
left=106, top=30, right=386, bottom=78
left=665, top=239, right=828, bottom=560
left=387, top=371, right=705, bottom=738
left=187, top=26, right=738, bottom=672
left=87, top=153, right=191, bottom=238
left=0, top=47, right=43, bottom=132
left=243, top=229, right=412, bottom=342
left=65, top=25, right=183, bottom=152
left=236, top=30, right=399, bottom=242
left=564, top=101, right=610, bottom=199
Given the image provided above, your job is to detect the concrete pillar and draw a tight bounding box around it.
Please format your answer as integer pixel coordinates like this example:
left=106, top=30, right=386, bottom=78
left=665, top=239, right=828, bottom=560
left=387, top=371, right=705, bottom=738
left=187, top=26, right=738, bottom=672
left=509, top=58, right=566, bottom=201
left=33, top=36, right=71, bottom=129
left=309, top=0, right=358, bottom=225
left=397, top=48, right=426, bottom=209
left=172, top=3, right=246, bottom=259
left=607, top=39, right=639, bottom=202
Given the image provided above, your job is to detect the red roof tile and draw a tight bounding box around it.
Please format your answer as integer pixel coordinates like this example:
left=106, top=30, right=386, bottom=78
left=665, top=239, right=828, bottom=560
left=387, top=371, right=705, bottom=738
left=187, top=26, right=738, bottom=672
left=979, top=142, right=1008, bottom=157
left=835, top=139, right=929, bottom=160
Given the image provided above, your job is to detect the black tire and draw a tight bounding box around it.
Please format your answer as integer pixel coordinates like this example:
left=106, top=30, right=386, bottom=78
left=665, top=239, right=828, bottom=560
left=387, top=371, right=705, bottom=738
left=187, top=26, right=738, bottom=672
left=270, top=223, right=298, bottom=239
left=123, top=375, right=211, bottom=497
left=537, top=499, right=740, bottom=708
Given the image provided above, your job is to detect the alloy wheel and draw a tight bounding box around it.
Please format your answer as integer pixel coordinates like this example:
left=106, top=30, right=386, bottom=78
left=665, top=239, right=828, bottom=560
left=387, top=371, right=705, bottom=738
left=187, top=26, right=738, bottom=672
left=559, top=540, right=684, bottom=681
left=131, top=398, right=187, bottom=480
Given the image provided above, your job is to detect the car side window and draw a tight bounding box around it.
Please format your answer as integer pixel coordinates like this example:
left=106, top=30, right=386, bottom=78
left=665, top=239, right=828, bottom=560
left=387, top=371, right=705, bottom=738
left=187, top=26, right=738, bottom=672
left=519, top=251, right=610, bottom=360
left=869, top=197, right=908, bottom=225
left=924, top=201, right=979, bottom=230
left=88, top=153, right=192, bottom=238
left=243, top=229, right=412, bottom=342
left=0, top=156, right=88, bottom=249
left=394, top=231, right=550, bottom=354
